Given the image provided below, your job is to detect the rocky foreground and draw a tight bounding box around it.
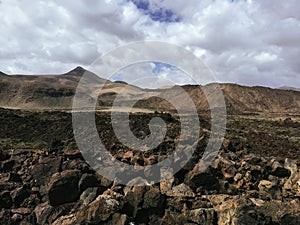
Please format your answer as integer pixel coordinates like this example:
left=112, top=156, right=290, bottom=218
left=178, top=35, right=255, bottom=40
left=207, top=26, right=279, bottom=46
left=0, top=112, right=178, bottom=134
left=0, top=108, right=300, bottom=224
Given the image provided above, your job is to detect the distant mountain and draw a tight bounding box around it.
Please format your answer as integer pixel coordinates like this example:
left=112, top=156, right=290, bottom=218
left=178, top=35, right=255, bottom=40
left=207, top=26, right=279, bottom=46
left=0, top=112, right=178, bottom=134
left=279, top=86, right=300, bottom=92
left=0, top=71, right=7, bottom=76
left=220, top=84, right=300, bottom=113
left=135, top=83, right=300, bottom=114
left=0, top=67, right=108, bottom=109
left=0, top=67, right=300, bottom=114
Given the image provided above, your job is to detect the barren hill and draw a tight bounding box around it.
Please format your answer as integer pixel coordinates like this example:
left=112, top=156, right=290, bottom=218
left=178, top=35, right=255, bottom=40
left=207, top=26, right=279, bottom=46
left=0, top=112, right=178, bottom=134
left=0, top=67, right=106, bottom=109
left=220, top=84, right=300, bottom=113
left=1, top=67, right=300, bottom=114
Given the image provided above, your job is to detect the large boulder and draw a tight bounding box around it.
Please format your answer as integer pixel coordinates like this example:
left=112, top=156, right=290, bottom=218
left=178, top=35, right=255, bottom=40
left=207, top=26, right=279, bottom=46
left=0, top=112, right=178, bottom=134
left=34, top=202, right=53, bottom=225
left=47, top=170, right=81, bottom=206
left=11, top=187, right=30, bottom=207
left=258, top=180, right=278, bottom=200
left=124, top=185, right=148, bottom=218
left=0, top=191, right=12, bottom=209
left=80, top=187, right=103, bottom=206
left=104, top=213, right=128, bottom=225
left=31, top=156, right=62, bottom=185
left=185, top=162, right=219, bottom=192
left=283, top=159, right=300, bottom=196
left=280, top=213, right=300, bottom=225
left=142, top=186, right=162, bottom=209
left=271, top=160, right=291, bottom=178
left=166, top=183, right=195, bottom=197
left=184, top=208, right=216, bottom=225
left=78, top=173, right=100, bottom=193
left=210, top=195, right=272, bottom=225
left=51, top=214, right=77, bottom=225
left=76, top=193, right=120, bottom=223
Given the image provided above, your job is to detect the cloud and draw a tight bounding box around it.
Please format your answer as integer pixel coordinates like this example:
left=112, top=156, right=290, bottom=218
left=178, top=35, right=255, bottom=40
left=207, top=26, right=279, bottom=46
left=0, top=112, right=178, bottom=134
left=112, top=62, right=195, bottom=88
left=0, top=0, right=299, bottom=87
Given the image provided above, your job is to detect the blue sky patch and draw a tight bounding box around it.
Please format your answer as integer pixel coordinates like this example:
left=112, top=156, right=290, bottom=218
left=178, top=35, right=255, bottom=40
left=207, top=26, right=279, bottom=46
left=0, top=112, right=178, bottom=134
left=132, top=0, right=149, bottom=10
left=152, top=62, right=176, bottom=74
left=130, top=0, right=181, bottom=23
left=111, top=73, right=124, bottom=82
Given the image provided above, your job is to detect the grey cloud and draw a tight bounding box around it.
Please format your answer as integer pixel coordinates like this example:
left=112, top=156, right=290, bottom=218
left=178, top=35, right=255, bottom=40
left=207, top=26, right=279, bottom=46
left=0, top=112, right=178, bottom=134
left=0, top=0, right=299, bottom=88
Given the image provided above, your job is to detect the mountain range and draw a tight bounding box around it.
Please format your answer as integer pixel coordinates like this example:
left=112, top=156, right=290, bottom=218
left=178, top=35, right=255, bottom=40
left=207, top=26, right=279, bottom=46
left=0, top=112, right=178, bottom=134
left=1, top=66, right=300, bottom=114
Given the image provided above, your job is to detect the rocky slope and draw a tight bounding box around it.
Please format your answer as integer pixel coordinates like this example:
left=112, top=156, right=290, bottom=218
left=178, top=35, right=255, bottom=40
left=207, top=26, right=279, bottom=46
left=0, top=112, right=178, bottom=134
left=0, top=108, right=300, bottom=224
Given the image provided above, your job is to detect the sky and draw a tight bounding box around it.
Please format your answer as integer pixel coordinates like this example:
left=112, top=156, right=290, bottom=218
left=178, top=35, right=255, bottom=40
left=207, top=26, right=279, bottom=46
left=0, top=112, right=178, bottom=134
left=0, top=0, right=300, bottom=88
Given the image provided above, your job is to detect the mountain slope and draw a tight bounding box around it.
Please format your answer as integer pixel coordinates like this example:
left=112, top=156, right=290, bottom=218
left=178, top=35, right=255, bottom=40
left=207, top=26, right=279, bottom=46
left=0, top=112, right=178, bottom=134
left=0, top=67, right=108, bottom=109
left=136, top=83, right=300, bottom=114
left=221, top=84, right=300, bottom=113
left=0, top=68, right=300, bottom=114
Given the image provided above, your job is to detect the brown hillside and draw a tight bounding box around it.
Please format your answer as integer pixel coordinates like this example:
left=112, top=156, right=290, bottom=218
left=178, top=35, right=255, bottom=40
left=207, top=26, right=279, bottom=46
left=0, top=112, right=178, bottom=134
left=0, top=68, right=300, bottom=114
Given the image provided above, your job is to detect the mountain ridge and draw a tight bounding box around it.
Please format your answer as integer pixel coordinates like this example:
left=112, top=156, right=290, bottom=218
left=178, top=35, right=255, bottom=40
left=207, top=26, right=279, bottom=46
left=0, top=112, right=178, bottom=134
left=1, top=67, right=300, bottom=114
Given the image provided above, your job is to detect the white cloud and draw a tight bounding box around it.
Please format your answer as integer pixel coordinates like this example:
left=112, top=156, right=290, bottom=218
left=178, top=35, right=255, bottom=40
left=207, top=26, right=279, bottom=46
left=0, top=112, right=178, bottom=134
left=0, top=0, right=299, bottom=87
left=254, top=52, right=278, bottom=63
